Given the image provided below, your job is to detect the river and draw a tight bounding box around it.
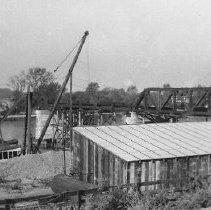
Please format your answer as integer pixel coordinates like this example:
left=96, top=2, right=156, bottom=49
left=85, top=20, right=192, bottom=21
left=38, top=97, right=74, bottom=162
left=1, top=119, right=36, bottom=144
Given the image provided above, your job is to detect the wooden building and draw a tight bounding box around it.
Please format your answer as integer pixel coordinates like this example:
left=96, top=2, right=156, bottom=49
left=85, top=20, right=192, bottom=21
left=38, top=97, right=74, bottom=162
left=72, top=122, right=211, bottom=189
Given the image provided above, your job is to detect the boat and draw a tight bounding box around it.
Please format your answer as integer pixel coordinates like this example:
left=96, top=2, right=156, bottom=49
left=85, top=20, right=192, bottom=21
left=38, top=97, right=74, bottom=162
left=0, top=139, right=21, bottom=160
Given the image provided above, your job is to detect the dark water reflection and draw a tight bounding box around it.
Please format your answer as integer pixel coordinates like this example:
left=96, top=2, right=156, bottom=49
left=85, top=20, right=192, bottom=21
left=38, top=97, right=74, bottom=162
left=1, top=119, right=36, bottom=144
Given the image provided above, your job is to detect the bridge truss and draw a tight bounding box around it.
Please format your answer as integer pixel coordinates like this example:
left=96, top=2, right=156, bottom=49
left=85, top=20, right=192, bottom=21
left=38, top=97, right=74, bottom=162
left=134, top=87, right=211, bottom=122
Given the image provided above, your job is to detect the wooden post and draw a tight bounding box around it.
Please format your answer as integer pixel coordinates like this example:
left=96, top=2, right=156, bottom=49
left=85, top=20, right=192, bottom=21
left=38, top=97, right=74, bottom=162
left=55, top=111, right=59, bottom=150
left=52, top=114, right=55, bottom=150
left=113, top=112, right=116, bottom=125
left=136, top=161, right=142, bottom=189
left=78, top=110, right=82, bottom=126
left=164, top=159, right=168, bottom=188
left=109, top=154, right=113, bottom=186
left=130, top=163, right=135, bottom=184
left=100, top=114, right=103, bottom=125
left=151, top=160, right=155, bottom=190
left=69, top=71, right=73, bottom=146
left=208, top=155, right=211, bottom=175
left=62, top=113, right=66, bottom=175
left=149, top=160, right=153, bottom=190
left=93, top=143, right=96, bottom=184
left=69, top=72, right=73, bottom=174
left=97, top=113, right=100, bottom=126
left=161, top=159, right=165, bottom=189
left=27, top=85, right=32, bottom=153
left=141, top=161, right=146, bottom=191
left=22, top=92, right=28, bottom=155
left=85, top=139, right=89, bottom=182
left=114, top=157, right=118, bottom=186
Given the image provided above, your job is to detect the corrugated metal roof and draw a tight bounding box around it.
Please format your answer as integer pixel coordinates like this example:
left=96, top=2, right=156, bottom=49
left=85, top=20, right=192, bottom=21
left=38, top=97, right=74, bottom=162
left=73, top=122, right=211, bottom=162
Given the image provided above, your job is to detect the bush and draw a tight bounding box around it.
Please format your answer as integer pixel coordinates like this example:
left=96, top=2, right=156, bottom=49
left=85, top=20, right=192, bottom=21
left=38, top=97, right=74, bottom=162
left=90, top=186, right=140, bottom=210
left=140, top=176, right=211, bottom=210
left=140, top=190, right=170, bottom=210
left=89, top=176, right=211, bottom=210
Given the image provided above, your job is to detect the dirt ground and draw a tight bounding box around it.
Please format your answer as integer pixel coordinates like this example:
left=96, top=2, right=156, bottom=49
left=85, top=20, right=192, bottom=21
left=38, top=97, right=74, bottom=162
left=0, top=178, right=54, bottom=201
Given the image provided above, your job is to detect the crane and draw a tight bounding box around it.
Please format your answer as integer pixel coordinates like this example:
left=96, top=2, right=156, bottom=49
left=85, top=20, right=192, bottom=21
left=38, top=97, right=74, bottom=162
left=34, top=31, right=89, bottom=153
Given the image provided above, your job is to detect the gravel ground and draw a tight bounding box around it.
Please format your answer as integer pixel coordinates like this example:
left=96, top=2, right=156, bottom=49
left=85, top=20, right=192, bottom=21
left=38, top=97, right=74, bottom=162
left=0, top=151, right=72, bottom=180
left=0, top=151, right=71, bottom=200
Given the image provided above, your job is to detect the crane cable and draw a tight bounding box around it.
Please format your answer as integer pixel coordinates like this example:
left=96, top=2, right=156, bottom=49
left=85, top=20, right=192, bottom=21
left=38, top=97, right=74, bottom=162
left=53, top=38, right=82, bottom=73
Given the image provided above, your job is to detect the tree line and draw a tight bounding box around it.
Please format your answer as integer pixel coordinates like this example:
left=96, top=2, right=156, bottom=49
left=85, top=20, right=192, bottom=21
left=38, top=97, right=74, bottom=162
left=5, top=67, right=208, bottom=114
left=6, top=68, right=139, bottom=113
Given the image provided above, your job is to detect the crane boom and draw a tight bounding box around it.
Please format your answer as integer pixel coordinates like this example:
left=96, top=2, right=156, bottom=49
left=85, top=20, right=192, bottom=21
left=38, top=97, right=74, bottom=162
left=35, top=31, right=89, bottom=152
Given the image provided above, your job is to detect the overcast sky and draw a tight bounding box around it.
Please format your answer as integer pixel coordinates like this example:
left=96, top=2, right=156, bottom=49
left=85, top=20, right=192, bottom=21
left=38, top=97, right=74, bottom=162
left=1, top=0, right=211, bottom=91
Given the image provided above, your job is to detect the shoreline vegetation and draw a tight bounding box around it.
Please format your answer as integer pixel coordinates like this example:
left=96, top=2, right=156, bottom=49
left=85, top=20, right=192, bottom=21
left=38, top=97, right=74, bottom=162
left=89, top=176, right=211, bottom=209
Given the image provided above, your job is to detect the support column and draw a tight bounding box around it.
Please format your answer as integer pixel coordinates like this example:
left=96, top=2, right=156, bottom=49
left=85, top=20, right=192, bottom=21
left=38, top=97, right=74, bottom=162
left=27, top=85, right=32, bottom=153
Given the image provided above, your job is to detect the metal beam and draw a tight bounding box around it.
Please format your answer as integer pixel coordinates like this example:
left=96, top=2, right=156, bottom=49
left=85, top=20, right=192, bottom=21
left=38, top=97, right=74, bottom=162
left=145, top=87, right=211, bottom=92
left=134, top=91, right=144, bottom=110
left=135, top=87, right=211, bottom=121
left=192, top=91, right=208, bottom=110
left=161, top=93, right=173, bottom=110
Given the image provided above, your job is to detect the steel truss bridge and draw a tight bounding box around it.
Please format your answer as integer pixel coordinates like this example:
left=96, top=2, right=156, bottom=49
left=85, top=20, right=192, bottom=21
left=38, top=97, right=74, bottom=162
left=39, top=87, right=211, bottom=150
left=134, top=87, right=211, bottom=122
left=53, top=87, right=211, bottom=131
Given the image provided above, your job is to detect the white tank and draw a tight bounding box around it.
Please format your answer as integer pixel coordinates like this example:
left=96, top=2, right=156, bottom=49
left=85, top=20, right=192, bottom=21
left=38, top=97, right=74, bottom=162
left=35, top=110, right=54, bottom=140
left=125, top=112, right=142, bottom=125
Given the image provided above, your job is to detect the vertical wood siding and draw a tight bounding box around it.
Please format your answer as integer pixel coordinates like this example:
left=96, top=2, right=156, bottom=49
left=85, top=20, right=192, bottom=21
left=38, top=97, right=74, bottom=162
left=73, top=133, right=211, bottom=188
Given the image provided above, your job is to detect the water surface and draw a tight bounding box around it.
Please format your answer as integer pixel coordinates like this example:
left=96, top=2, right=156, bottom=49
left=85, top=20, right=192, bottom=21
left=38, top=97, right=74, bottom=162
left=1, top=119, right=36, bottom=145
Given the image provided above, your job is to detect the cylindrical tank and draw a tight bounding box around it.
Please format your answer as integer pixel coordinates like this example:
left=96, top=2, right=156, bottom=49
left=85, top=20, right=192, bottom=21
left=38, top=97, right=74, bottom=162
left=35, top=110, right=54, bottom=140
left=125, top=112, right=142, bottom=125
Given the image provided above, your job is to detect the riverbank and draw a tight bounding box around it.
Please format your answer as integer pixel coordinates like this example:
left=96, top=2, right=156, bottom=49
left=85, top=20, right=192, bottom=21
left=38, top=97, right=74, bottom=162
left=0, top=114, right=36, bottom=121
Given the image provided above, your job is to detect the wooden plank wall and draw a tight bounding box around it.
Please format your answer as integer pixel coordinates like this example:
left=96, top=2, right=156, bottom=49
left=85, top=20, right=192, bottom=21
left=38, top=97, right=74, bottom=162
left=73, top=132, right=211, bottom=189
left=136, top=155, right=211, bottom=190
left=73, top=133, right=127, bottom=186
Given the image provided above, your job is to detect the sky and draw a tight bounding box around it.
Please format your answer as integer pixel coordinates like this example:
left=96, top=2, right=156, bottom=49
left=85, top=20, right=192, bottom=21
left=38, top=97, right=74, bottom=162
left=1, top=0, right=211, bottom=92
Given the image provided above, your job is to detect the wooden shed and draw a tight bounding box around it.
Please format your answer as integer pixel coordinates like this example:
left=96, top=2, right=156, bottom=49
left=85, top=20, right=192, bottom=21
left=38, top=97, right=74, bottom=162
left=72, top=121, right=211, bottom=189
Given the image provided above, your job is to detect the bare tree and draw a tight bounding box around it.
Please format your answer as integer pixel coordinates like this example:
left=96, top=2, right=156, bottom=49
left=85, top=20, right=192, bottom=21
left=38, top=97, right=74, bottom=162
left=7, top=68, right=56, bottom=111
left=8, top=68, right=55, bottom=93
left=24, top=68, right=54, bottom=91
left=8, top=71, right=26, bottom=92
